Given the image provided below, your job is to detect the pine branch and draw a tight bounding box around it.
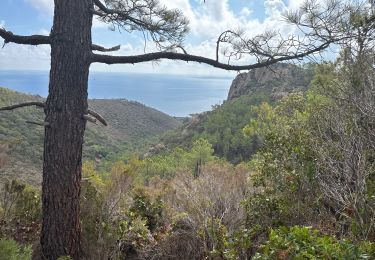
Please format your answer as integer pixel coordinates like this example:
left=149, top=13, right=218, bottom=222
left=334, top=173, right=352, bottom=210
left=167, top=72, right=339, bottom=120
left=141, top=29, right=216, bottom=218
left=91, top=41, right=331, bottom=71
left=93, top=0, right=147, bottom=28
left=93, top=0, right=188, bottom=49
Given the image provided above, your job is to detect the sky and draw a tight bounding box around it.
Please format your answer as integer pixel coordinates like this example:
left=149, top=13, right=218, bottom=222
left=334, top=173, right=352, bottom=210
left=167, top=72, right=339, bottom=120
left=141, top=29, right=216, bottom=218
left=0, top=0, right=306, bottom=76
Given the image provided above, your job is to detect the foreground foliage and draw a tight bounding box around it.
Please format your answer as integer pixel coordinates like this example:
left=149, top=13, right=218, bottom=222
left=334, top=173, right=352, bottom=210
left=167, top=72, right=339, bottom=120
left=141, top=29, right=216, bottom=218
left=0, top=238, right=32, bottom=260
left=254, top=226, right=375, bottom=260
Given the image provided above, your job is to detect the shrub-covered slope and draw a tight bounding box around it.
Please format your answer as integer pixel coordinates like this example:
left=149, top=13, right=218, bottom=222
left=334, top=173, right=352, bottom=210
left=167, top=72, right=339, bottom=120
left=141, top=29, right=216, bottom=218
left=0, top=87, right=181, bottom=185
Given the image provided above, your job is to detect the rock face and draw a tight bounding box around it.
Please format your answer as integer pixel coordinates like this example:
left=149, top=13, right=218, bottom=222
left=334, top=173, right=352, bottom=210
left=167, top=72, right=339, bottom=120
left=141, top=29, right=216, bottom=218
left=227, top=63, right=314, bottom=101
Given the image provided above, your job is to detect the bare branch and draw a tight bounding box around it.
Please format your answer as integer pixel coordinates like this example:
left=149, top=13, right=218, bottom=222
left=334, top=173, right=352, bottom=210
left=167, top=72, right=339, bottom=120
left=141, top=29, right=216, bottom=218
left=0, top=28, right=50, bottom=46
left=82, top=115, right=98, bottom=124
left=0, top=101, right=107, bottom=126
left=26, top=121, right=50, bottom=127
left=91, top=41, right=330, bottom=71
left=216, top=30, right=235, bottom=62
left=87, top=109, right=108, bottom=126
left=0, top=27, right=123, bottom=54
left=92, top=43, right=121, bottom=52
left=0, top=101, right=45, bottom=111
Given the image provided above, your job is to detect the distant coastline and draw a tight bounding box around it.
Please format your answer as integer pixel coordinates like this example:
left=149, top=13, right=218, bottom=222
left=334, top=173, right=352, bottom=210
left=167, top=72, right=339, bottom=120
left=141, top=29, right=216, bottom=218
left=0, top=70, right=232, bottom=117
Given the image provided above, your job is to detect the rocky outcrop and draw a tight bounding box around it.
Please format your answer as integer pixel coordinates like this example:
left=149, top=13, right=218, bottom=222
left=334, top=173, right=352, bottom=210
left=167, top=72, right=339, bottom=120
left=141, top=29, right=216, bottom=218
left=227, top=63, right=314, bottom=101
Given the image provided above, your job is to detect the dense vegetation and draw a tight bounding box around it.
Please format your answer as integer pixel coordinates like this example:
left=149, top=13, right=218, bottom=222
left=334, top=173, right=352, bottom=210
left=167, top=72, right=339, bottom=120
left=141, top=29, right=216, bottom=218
left=0, top=87, right=181, bottom=185
left=1, top=47, right=374, bottom=259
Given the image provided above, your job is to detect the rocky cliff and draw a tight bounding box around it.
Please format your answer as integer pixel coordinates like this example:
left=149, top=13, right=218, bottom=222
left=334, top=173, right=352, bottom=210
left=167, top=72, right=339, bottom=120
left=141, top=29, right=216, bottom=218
left=227, top=63, right=314, bottom=101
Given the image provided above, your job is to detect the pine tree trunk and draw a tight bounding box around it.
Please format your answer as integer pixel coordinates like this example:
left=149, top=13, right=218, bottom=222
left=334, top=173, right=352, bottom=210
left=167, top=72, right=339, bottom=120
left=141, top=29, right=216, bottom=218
left=40, top=0, right=93, bottom=258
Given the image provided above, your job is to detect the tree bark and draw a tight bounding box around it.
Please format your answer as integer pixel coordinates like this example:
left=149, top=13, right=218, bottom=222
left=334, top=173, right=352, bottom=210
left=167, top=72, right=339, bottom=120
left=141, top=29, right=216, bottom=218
left=40, top=0, right=93, bottom=259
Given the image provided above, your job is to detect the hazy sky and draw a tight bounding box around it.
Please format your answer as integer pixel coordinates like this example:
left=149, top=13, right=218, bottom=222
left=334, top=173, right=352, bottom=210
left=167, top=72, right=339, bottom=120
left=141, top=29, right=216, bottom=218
left=0, top=0, right=305, bottom=76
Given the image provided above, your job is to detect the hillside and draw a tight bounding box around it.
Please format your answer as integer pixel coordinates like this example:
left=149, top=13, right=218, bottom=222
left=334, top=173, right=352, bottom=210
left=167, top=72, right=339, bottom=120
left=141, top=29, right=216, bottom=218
left=0, top=87, right=182, bottom=185
left=161, top=63, right=314, bottom=163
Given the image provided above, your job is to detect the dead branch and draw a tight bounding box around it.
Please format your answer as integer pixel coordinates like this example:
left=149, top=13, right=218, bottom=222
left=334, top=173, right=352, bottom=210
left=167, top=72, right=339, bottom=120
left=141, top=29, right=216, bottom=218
left=87, top=109, right=108, bottom=126
left=92, top=43, right=121, bottom=52
left=83, top=115, right=98, bottom=124
left=0, top=28, right=50, bottom=46
left=26, top=121, right=50, bottom=127
left=0, top=28, right=120, bottom=53
left=0, top=101, right=45, bottom=111
left=0, top=101, right=107, bottom=126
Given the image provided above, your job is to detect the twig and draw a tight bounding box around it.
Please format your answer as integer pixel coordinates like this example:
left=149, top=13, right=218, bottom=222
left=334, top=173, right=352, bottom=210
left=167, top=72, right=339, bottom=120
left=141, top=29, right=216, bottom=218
left=0, top=101, right=45, bottom=111
left=92, top=44, right=121, bottom=52
left=26, top=121, right=50, bottom=127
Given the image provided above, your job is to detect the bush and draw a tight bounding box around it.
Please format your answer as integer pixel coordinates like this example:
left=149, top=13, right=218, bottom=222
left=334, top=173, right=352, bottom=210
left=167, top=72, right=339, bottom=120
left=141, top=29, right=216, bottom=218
left=1, top=179, right=41, bottom=223
left=253, top=226, right=375, bottom=259
left=0, top=238, right=32, bottom=260
left=0, top=180, right=41, bottom=244
left=200, top=219, right=258, bottom=260
left=130, top=188, right=165, bottom=232
left=117, top=217, right=155, bottom=258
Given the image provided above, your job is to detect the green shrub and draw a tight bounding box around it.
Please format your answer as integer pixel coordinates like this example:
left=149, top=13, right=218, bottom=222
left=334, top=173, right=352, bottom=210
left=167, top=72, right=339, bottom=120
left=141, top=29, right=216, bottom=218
left=253, top=226, right=375, bottom=259
left=1, top=179, right=41, bottom=223
left=200, top=218, right=229, bottom=259
left=117, top=217, right=155, bottom=259
left=130, top=188, right=164, bottom=232
left=244, top=192, right=288, bottom=228
left=0, top=238, right=32, bottom=260
left=199, top=219, right=261, bottom=260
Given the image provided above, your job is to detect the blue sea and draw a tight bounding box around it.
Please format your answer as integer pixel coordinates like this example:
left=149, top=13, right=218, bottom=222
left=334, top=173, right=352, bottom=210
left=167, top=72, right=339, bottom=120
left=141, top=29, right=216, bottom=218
left=0, top=70, right=233, bottom=117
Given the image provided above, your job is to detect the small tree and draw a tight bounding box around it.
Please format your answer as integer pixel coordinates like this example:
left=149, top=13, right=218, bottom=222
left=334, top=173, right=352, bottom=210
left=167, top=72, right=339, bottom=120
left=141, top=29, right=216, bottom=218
left=0, top=0, right=370, bottom=258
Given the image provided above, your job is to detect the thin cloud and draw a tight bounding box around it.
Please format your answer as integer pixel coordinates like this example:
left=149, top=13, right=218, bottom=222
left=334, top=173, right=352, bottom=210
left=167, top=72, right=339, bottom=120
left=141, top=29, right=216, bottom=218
left=240, top=7, right=252, bottom=17
left=0, top=44, right=51, bottom=71
left=287, top=0, right=306, bottom=10
left=264, top=0, right=287, bottom=16
left=25, top=0, right=53, bottom=15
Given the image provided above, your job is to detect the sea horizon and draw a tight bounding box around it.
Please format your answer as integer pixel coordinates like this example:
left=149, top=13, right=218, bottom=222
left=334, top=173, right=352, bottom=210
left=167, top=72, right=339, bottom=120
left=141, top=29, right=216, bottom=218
left=0, top=70, right=233, bottom=117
